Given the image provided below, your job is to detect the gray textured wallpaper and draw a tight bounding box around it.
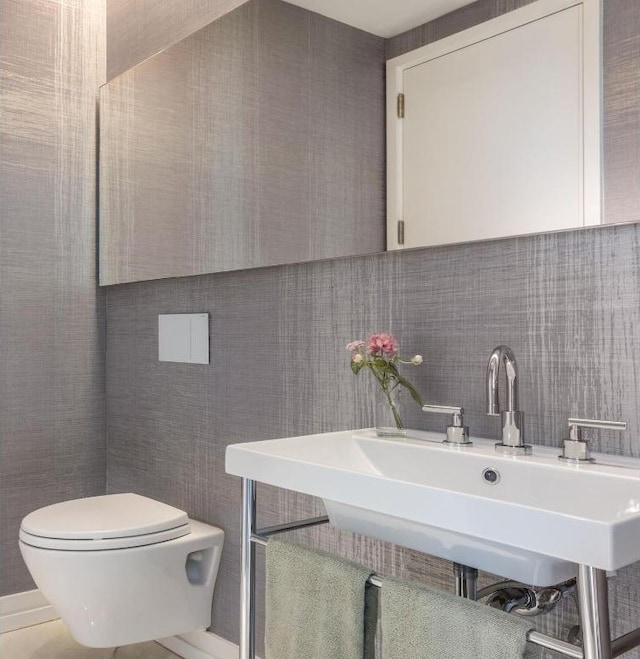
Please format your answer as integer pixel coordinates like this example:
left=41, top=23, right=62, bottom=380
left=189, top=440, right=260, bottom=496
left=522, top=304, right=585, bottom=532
left=602, top=0, right=640, bottom=226
left=103, top=0, right=640, bottom=655
left=100, top=0, right=386, bottom=285
left=0, top=0, right=106, bottom=596
left=107, top=0, right=248, bottom=80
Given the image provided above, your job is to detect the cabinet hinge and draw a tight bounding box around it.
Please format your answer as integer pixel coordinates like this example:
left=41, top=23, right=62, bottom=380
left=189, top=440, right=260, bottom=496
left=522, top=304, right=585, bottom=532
left=397, top=220, right=405, bottom=245
left=397, top=93, right=405, bottom=119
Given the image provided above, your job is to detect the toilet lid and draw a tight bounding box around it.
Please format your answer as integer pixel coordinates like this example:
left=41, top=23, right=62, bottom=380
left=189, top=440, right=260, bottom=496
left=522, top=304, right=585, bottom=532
left=20, top=493, right=189, bottom=541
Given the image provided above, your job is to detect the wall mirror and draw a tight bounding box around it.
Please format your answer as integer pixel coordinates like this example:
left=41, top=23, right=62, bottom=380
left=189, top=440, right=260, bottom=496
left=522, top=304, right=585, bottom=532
left=99, top=0, right=604, bottom=286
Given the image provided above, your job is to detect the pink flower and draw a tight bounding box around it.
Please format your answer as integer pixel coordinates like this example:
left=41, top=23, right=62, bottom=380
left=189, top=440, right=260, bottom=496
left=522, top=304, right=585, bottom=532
left=346, top=340, right=365, bottom=351
left=367, top=333, right=398, bottom=357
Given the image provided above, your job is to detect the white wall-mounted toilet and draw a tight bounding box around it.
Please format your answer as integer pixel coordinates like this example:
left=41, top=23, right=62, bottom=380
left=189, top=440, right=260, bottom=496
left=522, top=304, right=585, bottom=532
left=19, top=493, right=224, bottom=648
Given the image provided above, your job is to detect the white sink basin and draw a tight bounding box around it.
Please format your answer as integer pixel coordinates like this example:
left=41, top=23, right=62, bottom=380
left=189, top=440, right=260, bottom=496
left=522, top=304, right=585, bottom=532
left=225, top=429, right=640, bottom=586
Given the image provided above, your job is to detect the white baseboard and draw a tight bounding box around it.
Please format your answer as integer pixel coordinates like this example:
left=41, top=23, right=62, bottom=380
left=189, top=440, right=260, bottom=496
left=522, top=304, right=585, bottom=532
left=0, top=589, right=58, bottom=634
left=159, top=630, right=261, bottom=659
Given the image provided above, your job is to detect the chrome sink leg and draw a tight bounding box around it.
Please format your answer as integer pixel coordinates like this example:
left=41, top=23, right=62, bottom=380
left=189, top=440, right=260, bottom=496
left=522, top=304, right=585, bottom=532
left=453, top=563, right=478, bottom=600
left=240, top=478, right=257, bottom=659
left=578, top=565, right=612, bottom=659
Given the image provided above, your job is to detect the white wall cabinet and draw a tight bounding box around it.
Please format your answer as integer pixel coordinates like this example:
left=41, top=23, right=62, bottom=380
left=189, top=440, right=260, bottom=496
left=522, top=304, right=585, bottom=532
left=387, top=0, right=601, bottom=250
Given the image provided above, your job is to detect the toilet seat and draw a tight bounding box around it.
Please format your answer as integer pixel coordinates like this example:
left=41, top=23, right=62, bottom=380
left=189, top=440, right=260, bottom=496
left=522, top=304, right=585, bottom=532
left=19, top=493, right=191, bottom=551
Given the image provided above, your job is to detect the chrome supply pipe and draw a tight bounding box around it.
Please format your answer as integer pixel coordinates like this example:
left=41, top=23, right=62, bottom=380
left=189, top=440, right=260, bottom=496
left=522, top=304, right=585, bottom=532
left=477, top=578, right=576, bottom=616
left=453, top=563, right=478, bottom=600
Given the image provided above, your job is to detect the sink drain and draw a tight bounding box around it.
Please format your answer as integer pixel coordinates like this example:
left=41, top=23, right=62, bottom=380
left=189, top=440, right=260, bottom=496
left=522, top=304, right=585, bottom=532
left=482, top=468, right=500, bottom=484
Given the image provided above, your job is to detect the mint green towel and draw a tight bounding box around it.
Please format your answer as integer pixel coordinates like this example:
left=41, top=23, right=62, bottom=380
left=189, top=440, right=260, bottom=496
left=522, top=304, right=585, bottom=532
left=382, top=578, right=540, bottom=659
left=265, top=539, right=377, bottom=659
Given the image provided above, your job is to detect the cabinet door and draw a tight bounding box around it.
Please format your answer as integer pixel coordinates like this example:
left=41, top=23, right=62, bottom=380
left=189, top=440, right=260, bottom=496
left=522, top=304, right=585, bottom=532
left=394, top=4, right=591, bottom=249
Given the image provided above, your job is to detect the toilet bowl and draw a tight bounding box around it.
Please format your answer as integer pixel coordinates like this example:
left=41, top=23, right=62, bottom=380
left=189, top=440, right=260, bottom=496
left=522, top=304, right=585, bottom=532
left=19, top=493, right=224, bottom=648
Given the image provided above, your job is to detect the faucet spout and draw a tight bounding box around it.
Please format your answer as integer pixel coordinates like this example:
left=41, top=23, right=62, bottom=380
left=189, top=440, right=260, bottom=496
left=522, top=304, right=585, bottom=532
left=486, top=346, right=531, bottom=455
left=486, top=345, right=519, bottom=415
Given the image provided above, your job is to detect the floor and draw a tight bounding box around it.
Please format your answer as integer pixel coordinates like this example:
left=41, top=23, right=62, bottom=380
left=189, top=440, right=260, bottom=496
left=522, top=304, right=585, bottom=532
left=0, top=620, right=180, bottom=658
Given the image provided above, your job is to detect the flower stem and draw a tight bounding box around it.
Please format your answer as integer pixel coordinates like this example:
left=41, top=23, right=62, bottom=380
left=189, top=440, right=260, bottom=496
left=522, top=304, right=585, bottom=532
left=365, top=361, right=404, bottom=429
left=382, top=381, right=403, bottom=429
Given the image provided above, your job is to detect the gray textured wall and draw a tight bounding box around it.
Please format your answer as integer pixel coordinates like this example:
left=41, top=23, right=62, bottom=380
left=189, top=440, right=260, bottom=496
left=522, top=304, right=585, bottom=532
left=602, top=0, right=640, bottom=226
left=100, top=0, right=385, bottom=285
left=0, top=0, right=106, bottom=596
left=107, top=0, right=248, bottom=80
left=104, top=0, right=640, bottom=654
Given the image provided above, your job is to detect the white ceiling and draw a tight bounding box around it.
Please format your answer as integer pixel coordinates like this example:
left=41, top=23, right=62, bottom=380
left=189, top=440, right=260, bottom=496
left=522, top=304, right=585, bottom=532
left=283, top=0, right=477, bottom=38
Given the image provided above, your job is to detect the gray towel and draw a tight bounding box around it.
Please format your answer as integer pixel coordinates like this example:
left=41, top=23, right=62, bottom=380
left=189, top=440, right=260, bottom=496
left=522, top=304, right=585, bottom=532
left=382, top=578, right=540, bottom=659
left=265, top=538, right=378, bottom=659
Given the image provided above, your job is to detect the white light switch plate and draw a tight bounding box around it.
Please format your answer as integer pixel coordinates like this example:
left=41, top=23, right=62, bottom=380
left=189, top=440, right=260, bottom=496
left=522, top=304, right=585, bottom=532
left=158, top=313, right=209, bottom=364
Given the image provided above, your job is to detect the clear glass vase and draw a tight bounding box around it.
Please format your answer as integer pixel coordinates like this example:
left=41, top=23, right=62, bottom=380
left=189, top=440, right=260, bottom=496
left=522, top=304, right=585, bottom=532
left=375, top=383, right=407, bottom=437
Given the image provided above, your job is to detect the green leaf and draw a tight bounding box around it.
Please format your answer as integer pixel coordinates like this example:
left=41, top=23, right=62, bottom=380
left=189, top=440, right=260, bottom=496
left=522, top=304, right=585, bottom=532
left=386, top=362, right=401, bottom=378
left=395, top=373, right=423, bottom=407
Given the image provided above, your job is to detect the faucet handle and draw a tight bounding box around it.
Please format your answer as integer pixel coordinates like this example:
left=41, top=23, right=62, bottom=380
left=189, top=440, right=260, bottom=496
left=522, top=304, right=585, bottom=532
left=422, top=404, right=471, bottom=445
left=422, top=404, right=463, bottom=423
left=567, top=418, right=627, bottom=434
left=559, top=418, right=627, bottom=463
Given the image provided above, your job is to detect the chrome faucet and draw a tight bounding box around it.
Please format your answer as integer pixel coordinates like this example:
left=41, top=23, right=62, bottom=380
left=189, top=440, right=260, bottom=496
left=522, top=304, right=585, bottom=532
left=486, top=346, right=531, bottom=455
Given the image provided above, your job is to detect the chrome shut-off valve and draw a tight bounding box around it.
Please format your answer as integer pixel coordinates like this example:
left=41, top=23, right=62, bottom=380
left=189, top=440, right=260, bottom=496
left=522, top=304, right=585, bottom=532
left=559, top=418, right=627, bottom=463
